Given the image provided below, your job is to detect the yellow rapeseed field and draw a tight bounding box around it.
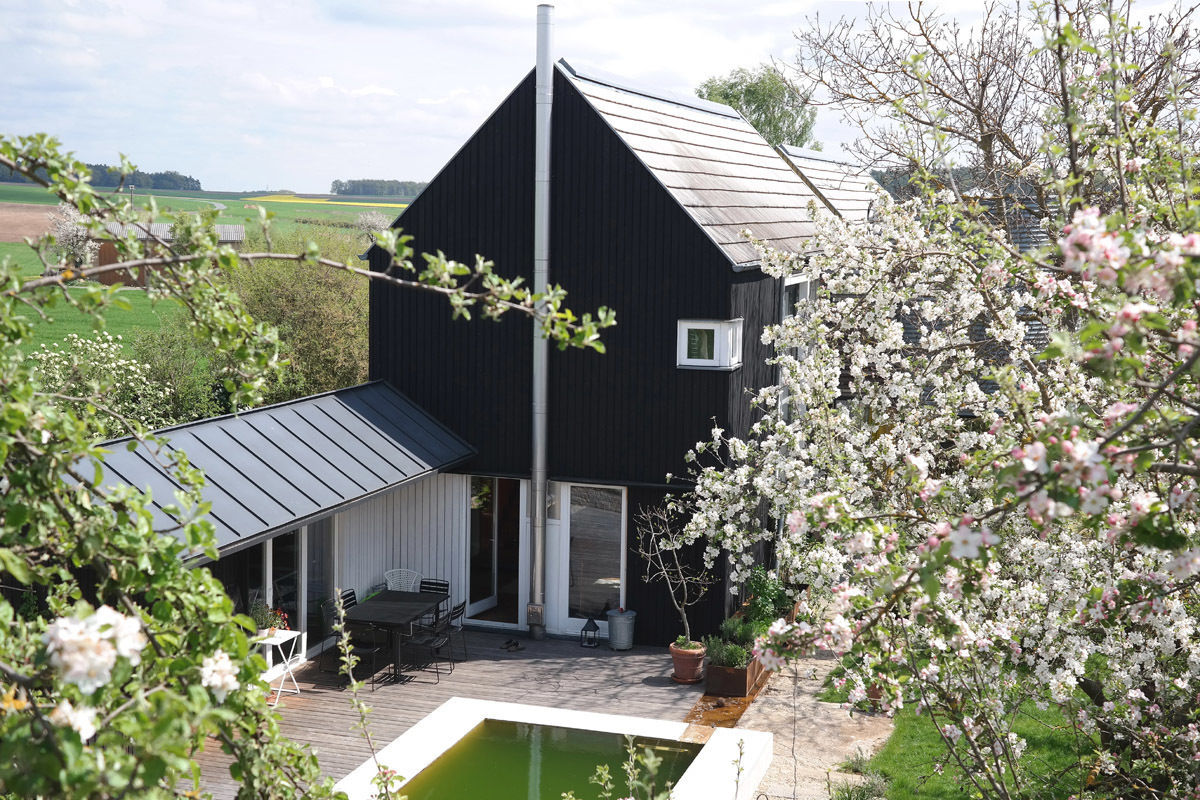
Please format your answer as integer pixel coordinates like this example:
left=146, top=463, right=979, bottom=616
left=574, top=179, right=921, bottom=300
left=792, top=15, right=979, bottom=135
left=247, top=194, right=409, bottom=209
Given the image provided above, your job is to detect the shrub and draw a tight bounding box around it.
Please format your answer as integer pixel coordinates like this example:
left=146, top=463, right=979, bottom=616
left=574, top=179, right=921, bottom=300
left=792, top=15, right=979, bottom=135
left=743, top=565, right=792, bottom=624
left=703, top=635, right=750, bottom=669
left=719, top=616, right=757, bottom=646
left=227, top=225, right=367, bottom=395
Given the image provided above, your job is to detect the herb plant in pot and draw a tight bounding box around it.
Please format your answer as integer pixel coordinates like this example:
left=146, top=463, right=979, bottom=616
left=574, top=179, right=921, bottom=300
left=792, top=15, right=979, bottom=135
left=635, top=502, right=714, bottom=684
left=250, top=599, right=288, bottom=636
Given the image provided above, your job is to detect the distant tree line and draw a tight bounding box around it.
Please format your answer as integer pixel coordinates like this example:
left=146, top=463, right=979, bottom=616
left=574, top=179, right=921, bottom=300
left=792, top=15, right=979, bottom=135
left=0, top=163, right=201, bottom=191
left=330, top=179, right=426, bottom=197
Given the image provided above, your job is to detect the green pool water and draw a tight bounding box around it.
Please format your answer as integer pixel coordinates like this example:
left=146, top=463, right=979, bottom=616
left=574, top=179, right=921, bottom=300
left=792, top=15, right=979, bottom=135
left=397, top=719, right=702, bottom=799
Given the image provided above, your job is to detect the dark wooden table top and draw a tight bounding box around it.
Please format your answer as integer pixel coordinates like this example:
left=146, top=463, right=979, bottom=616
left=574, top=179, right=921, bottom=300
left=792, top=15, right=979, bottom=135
left=344, top=590, right=447, bottom=630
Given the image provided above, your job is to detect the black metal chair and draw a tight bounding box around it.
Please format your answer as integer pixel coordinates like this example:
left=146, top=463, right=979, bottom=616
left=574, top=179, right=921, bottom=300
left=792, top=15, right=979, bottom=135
left=403, top=614, right=454, bottom=683
left=322, top=589, right=388, bottom=690
left=418, top=578, right=451, bottom=624
left=446, top=600, right=468, bottom=662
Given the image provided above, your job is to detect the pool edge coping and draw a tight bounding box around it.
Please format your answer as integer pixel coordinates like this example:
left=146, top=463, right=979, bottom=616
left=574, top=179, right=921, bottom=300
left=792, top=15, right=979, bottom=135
left=333, top=697, right=773, bottom=800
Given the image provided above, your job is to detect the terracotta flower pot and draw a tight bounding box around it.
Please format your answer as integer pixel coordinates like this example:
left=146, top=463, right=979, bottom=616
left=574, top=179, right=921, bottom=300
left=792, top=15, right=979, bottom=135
left=669, top=641, right=706, bottom=684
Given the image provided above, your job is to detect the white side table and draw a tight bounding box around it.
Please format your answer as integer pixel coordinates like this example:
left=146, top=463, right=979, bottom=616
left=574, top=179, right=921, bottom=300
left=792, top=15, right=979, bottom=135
left=259, top=629, right=303, bottom=707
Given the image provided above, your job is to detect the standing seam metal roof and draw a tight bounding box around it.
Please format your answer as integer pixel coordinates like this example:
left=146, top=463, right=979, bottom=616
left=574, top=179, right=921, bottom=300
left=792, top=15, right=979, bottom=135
left=560, top=60, right=823, bottom=268
left=95, top=381, right=474, bottom=554
left=778, top=146, right=883, bottom=223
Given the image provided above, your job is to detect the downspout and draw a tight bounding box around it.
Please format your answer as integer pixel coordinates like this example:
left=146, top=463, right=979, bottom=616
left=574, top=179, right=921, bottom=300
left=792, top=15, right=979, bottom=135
left=528, top=3, right=553, bottom=640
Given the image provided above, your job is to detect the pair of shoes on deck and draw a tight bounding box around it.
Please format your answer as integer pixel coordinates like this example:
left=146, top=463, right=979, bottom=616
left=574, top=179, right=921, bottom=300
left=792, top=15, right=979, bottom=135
left=499, top=638, right=525, bottom=652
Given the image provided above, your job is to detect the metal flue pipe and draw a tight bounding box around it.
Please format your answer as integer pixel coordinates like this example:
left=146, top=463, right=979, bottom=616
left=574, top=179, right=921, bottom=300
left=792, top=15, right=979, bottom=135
left=528, top=2, right=553, bottom=640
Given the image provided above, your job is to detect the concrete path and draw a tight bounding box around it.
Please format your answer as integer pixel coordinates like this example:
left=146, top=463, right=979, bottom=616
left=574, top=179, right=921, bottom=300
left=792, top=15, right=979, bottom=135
left=738, top=652, right=893, bottom=800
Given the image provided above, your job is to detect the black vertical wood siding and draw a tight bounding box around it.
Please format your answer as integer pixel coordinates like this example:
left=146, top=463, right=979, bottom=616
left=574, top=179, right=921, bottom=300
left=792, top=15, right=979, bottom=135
left=369, top=73, right=536, bottom=478
left=546, top=70, right=735, bottom=486
left=624, top=487, right=727, bottom=646
left=371, top=69, right=773, bottom=484
left=728, top=273, right=781, bottom=443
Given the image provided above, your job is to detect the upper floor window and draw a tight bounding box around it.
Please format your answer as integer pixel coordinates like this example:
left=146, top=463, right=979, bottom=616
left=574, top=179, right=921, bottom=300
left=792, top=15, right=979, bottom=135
left=782, top=273, right=816, bottom=321
left=676, top=319, right=743, bottom=370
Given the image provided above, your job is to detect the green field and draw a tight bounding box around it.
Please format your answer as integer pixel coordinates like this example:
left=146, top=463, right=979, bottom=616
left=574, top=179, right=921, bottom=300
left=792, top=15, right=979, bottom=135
left=0, top=181, right=404, bottom=232
left=1, top=181, right=400, bottom=354
left=19, top=290, right=177, bottom=354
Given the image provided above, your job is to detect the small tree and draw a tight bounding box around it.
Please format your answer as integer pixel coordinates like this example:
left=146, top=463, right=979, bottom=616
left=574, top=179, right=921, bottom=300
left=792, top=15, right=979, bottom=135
left=355, top=210, right=391, bottom=241
left=696, top=64, right=817, bottom=149
left=634, top=501, right=714, bottom=643
left=47, top=201, right=98, bottom=269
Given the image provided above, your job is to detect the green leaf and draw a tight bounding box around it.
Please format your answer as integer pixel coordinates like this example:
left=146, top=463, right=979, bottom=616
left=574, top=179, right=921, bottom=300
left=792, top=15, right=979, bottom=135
left=0, top=548, right=31, bottom=584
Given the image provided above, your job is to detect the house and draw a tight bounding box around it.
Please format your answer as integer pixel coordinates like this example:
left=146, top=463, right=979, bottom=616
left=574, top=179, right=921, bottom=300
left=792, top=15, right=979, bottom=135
left=365, top=60, right=868, bottom=645
left=94, top=222, right=245, bottom=287
left=96, top=60, right=876, bottom=658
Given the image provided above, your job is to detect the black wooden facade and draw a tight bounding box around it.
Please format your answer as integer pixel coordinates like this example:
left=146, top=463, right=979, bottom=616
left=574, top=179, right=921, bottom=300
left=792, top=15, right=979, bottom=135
left=368, top=63, right=822, bottom=644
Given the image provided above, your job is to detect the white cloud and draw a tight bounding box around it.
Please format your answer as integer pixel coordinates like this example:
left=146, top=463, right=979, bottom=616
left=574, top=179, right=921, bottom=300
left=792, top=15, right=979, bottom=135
left=0, top=0, right=987, bottom=191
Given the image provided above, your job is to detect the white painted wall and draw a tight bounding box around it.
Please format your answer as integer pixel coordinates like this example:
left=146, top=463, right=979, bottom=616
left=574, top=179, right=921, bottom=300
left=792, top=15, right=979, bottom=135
left=333, top=473, right=470, bottom=610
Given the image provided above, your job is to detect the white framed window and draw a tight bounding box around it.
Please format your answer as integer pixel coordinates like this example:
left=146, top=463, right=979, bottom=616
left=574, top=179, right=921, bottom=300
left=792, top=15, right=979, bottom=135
left=676, top=318, right=743, bottom=370
left=782, top=270, right=816, bottom=321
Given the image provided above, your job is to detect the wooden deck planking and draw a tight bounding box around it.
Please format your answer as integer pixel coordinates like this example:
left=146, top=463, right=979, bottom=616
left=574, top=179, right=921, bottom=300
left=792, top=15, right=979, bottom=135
left=195, top=629, right=702, bottom=798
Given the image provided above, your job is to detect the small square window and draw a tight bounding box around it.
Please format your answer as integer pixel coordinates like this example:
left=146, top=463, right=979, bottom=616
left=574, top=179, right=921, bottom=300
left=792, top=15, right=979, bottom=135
left=686, top=328, right=715, bottom=360
left=677, top=319, right=742, bottom=370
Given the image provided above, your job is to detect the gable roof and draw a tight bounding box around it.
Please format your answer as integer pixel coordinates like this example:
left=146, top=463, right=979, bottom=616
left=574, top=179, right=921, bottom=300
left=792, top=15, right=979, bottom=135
left=560, top=60, right=823, bottom=268
left=778, top=146, right=881, bottom=223
left=94, top=381, right=474, bottom=555
left=101, top=222, right=246, bottom=243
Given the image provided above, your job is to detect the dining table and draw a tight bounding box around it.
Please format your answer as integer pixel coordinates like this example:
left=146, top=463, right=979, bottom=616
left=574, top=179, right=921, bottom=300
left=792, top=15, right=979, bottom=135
left=344, top=590, right=449, bottom=680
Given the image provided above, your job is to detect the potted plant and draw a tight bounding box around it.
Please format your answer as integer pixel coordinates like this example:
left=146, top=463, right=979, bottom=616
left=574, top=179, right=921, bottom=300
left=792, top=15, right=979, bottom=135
left=250, top=599, right=289, bottom=636
left=634, top=502, right=714, bottom=684
left=704, top=618, right=768, bottom=697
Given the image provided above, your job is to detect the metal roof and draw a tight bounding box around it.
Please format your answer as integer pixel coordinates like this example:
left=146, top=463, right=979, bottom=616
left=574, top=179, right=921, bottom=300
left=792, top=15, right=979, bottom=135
left=561, top=60, right=823, bottom=268
left=101, top=222, right=246, bottom=243
left=94, top=382, right=474, bottom=554
left=778, top=146, right=882, bottom=222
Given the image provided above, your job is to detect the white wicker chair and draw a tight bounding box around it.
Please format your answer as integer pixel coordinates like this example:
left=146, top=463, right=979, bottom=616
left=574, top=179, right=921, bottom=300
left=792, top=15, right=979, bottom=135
left=384, top=568, right=422, bottom=592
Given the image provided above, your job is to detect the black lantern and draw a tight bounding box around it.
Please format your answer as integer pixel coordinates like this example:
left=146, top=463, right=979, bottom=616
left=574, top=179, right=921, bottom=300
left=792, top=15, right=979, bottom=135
left=580, top=616, right=600, bottom=648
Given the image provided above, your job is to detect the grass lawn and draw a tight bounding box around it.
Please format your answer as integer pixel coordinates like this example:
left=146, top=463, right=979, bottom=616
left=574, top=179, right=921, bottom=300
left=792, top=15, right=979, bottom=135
left=818, top=659, right=1089, bottom=799
left=16, top=288, right=178, bottom=354
left=1, top=241, right=46, bottom=277
left=3, top=240, right=173, bottom=352
left=869, top=704, right=1086, bottom=800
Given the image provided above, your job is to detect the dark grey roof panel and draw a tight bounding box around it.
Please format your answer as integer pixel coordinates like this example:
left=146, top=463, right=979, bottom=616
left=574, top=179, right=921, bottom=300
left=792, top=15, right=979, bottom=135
left=560, top=59, right=741, bottom=119
left=94, top=382, right=474, bottom=553
left=778, top=146, right=882, bottom=222
left=564, top=62, right=822, bottom=266
left=236, top=414, right=365, bottom=501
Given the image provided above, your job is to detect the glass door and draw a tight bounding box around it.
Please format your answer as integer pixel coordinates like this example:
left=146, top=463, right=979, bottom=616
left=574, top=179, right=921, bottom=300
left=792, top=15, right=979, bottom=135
left=305, top=518, right=334, bottom=655
left=468, top=477, right=523, bottom=623
left=468, top=477, right=499, bottom=617
left=564, top=485, right=625, bottom=630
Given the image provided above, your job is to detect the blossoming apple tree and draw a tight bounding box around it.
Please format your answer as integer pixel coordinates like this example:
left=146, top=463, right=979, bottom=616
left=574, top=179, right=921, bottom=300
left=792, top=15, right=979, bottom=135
left=684, top=2, right=1200, bottom=797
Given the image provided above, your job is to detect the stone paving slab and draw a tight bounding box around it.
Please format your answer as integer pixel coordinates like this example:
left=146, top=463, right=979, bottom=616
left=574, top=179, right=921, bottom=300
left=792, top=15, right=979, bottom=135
left=737, top=652, right=893, bottom=800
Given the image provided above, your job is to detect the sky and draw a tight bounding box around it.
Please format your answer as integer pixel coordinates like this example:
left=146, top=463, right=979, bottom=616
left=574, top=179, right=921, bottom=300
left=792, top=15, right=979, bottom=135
left=3, top=0, right=983, bottom=193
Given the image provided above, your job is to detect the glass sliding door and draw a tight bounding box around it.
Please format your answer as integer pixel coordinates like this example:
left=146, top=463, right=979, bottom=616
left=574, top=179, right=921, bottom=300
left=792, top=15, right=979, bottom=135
left=567, top=486, right=624, bottom=621
left=305, top=518, right=335, bottom=650
left=468, top=477, right=499, bottom=616
left=468, top=477, right=522, bottom=623
left=271, top=531, right=300, bottom=632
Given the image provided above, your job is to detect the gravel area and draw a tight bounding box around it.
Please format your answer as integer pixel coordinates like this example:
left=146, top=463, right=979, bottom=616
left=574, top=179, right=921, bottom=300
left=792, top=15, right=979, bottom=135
left=738, top=652, right=894, bottom=800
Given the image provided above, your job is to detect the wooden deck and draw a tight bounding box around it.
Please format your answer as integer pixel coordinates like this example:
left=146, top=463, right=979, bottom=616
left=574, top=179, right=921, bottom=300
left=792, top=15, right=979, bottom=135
left=196, top=629, right=704, bottom=798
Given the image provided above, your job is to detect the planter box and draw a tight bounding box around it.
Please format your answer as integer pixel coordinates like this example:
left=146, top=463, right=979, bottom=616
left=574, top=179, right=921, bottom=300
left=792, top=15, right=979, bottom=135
left=705, top=656, right=768, bottom=698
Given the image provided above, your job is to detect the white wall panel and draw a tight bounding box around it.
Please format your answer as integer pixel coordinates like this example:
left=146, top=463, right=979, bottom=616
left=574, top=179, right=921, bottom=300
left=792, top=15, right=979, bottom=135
left=333, top=474, right=469, bottom=610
